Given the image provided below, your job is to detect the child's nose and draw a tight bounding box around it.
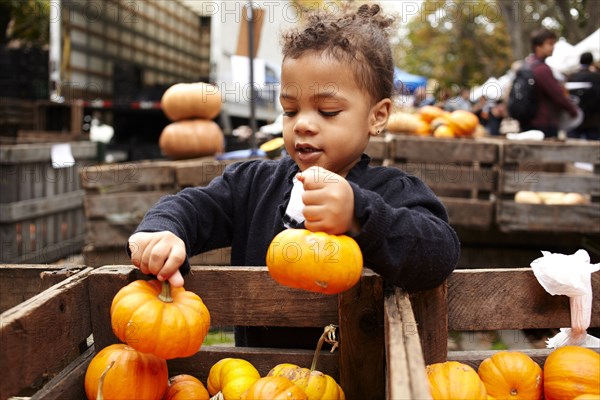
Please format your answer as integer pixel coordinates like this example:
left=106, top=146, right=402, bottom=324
left=293, top=115, right=317, bottom=135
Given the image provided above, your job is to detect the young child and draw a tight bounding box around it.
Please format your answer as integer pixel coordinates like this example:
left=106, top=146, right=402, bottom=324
left=128, top=3, right=460, bottom=346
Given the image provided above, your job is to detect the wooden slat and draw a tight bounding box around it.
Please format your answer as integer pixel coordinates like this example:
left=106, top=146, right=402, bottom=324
left=0, top=142, right=97, bottom=164
left=502, top=140, right=600, bottom=164
left=448, top=268, right=600, bottom=331
left=391, top=136, right=499, bottom=164
left=82, top=245, right=232, bottom=267
left=85, top=219, right=138, bottom=247
left=0, top=268, right=93, bottom=400
left=83, top=190, right=171, bottom=219
left=365, top=136, right=388, bottom=161
left=385, top=289, right=432, bottom=400
left=0, top=190, right=83, bottom=222
left=448, top=348, right=555, bottom=369
left=410, top=283, right=448, bottom=365
left=500, top=171, right=600, bottom=195
left=87, top=266, right=340, bottom=351
left=79, top=161, right=175, bottom=191
left=389, top=162, right=497, bottom=191
left=0, top=265, right=84, bottom=313
left=175, top=157, right=244, bottom=187
left=168, top=345, right=338, bottom=383
left=441, top=198, right=494, bottom=229
left=338, top=270, right=385, bottom=400
left=497, top=202, right=600, bottom=233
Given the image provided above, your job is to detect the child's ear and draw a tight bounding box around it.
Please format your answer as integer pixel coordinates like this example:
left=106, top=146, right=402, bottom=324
left=369, top=98, right=392, bottom=136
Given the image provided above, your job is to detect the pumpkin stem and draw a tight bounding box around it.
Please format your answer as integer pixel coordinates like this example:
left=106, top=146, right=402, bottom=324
left=96, top=360, right=115, bottom=400
left=310, top=324, right=339, bottom=371
left=158, top=280, right=174, bottom=303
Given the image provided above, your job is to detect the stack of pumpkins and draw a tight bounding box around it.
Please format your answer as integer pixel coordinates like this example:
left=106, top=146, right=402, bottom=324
left=426, top=347, right=600, bottom=400
left=159, top=82, right=225, bottom=160
left=386, top=105, right=481, bottom=138
left=84, top=228, right=362, bottom=399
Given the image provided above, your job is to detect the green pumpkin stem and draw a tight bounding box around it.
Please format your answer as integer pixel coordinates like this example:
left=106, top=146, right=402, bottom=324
left=96, top=360, right=115, bottom=400
left=158, top=280, right=174, bottom=303
left=310, top=324, right=339, bottom=371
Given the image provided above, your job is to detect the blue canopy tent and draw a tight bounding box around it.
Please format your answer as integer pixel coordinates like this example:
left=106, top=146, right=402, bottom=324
left=393, top=67, right=427, bottom=94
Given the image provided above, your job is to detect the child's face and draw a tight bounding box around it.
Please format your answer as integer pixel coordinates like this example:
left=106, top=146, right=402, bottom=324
left=280, top=52, right=374, bottom=177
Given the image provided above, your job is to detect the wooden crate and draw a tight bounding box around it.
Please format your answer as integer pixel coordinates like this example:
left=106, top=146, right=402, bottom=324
left=497, top=139, right=600, bottom=233
left=386, top=135, right=500, bottom=229
left=0, top=98, right=34, bottom=137
left=80, top=157, right=253, bottom=267
left=0, top=265, right=430, bottom=400
left=0, top=142, right=97, bottom=263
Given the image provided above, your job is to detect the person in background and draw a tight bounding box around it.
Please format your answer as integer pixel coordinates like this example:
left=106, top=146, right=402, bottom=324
left=126, top=3, right=460, bottom=348
left=444, top=87, right=472, bottom=112
left=519, top=28, right=578, bottom=138
left=567, top=52, right=600, bottom=140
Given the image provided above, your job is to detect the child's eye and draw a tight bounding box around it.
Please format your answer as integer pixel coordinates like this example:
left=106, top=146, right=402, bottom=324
left=320, top=110, right=340, bottom=117
left=283, top=111, right=297, bottom=117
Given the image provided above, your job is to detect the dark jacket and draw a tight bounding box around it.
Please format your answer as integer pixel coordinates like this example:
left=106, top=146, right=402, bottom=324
left=568, top=66, right=600, bottom=130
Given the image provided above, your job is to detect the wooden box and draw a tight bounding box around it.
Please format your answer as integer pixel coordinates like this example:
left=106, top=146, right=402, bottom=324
left=386, top=135, right=500, bottom=229
left=0, top=142, right=97, bottom=263
left=0, top=265, right=430, bottom=400
left=80, top=157, right=256, bottom=267
left=496, top=139, right=600, bottom=233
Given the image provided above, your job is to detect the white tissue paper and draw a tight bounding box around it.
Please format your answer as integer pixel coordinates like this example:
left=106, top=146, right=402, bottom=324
left=530, top=249, right=600, bottom=348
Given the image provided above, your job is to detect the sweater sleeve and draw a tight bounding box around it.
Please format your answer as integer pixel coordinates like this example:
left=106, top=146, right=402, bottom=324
left=349, top=173, right=460, bottom=292
left=535, top=64, right=578, bottom=116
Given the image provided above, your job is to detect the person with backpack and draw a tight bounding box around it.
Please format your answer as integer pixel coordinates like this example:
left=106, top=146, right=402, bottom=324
left=508, top=28, right=578, bottom=138
left=567, top=52, right=600, bottom=140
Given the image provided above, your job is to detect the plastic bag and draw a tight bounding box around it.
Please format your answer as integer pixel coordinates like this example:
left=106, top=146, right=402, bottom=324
left=530, top=249, right=600, bottom=348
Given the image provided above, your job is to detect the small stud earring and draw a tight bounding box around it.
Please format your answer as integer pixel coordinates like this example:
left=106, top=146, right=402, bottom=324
left=374, top=130, right=380, bottom=136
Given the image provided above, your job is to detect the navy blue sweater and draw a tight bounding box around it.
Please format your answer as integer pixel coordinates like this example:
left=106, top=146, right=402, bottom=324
left=135, top=154, right=460, bottom=292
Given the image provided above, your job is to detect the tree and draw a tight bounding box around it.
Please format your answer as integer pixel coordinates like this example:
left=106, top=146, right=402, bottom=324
left=1, top=0, right=49, bottom=45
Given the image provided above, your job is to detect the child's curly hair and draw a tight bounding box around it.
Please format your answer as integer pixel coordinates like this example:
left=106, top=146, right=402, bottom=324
left=281, top=3, right=396, bottom=103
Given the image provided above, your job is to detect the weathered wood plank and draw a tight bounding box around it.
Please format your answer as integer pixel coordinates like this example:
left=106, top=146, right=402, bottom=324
left=502, top=140, right=600, bottom=164
left=0, top=268, right=93, bottom=400
left=79, top=160, right=175, bottom=190
left=365, top=136, right=388, bottom=161
left=85, top=219, right=137, bottom=247
left=389, top=163, right=497, bottom=191
left=0, top=190, right=83, bottom=222
left=174, top=157, right=244, bottom=187
left=0, top=265, right=84, bottom=313
left=500, top=170, right=600, bottom=195
left=168, top=345, right=338, bottom=383
left=448, top=268, right=600, bottom=331
left=0, top=142, right=97, bottom=164
left=338, top=270, right=384, bottom=400
left=410, top=283, right=448, bottom=365
left=442, top=198, right=494, bottom=229
left=497, top=201, right=600, bottom=233
left=390, top=136, right=499, bottom=164
left=83, top=190, right=172, bottom=219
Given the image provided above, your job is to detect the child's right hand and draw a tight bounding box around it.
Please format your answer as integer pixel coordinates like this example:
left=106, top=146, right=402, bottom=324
left=128, top=231, right=186, bottom=288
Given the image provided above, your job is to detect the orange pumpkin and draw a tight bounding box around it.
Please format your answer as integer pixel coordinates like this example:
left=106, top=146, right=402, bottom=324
left=446, top=110, right=479, bottom=137
left=433, top=124, right=455, bottom=138
left=110, top=280, right=211, bottom=360
left=241, top=376, right=308, bottom=400
left=477, top=351, right=543, bottom=400
left=573, top=395, right=600, bottom=400
left=268, top=325, right=344, bottom=400
left=427, top=361, right=488, bottom=400
left=266, top=229, right=363, bottom=294
left=161, top=82, right=222, bottom=121
left=163, top=374, right=210, bottom=400
left=84, top=343, right=168, bottom=400
left=544, top=346, right=600, bottom=400
left=207, top=358, right=261, bottom=399
left=159, top=119, right=225, bottom=160
left=418, top=105, right=446, bottom=123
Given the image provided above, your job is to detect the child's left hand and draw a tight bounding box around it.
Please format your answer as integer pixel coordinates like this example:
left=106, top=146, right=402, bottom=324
left=297, top=166, right=356, bottom=235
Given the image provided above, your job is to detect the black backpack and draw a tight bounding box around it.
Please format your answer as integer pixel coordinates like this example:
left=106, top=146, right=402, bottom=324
left=508, top=60, right=539, bottom=124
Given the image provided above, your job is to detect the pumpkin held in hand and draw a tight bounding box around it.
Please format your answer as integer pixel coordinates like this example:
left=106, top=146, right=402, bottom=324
left=110, top=280, right=210, bottom=360
left=207, top=357, right=261, bottom=399
left=84, top=343, right=168, bottom=400
left=544, top=345, right=600, bottom=400
left=477, top=350, right=543, bottom=400
left=266, top=229, right=363, bottom=295
left=164, top=374, right=210, bottom=400
left=426, top=361, right=487, bottom=400
left=241, top=376, right=308, bottom=400
left=161, top=82, right=222, bottom=121
left=268, top=325, right=345, bottom=400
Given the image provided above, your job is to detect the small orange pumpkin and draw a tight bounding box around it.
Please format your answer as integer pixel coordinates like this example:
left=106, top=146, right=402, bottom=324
left=418, top=105, right=446, bottom=123
left=266, top=229, right=363, bottom=294
left=573, top=395, right=600, bottom=400
left=427, top=361, right=487, bottom=400
left=110, top=280, right=211, bottom=360
left=207, top=358, right=261, bottom=399
left=159, top=119, right=225, bottom=160
left=268, top=325, right=345, bottom=400
left=477, top=350, right=542, bottom=400
left=163, top=374, right=210, bottom=400
left=433, top=124, right=455, bottom=138
left=241, top=376, right=308, bottom=400
left=544, top=346, right=600, bottom=400
left=161, top=82, right=222, bottom=121
left=446, top=110, right=479, bottom=137
left=84, top=343, right=168, bottom=400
